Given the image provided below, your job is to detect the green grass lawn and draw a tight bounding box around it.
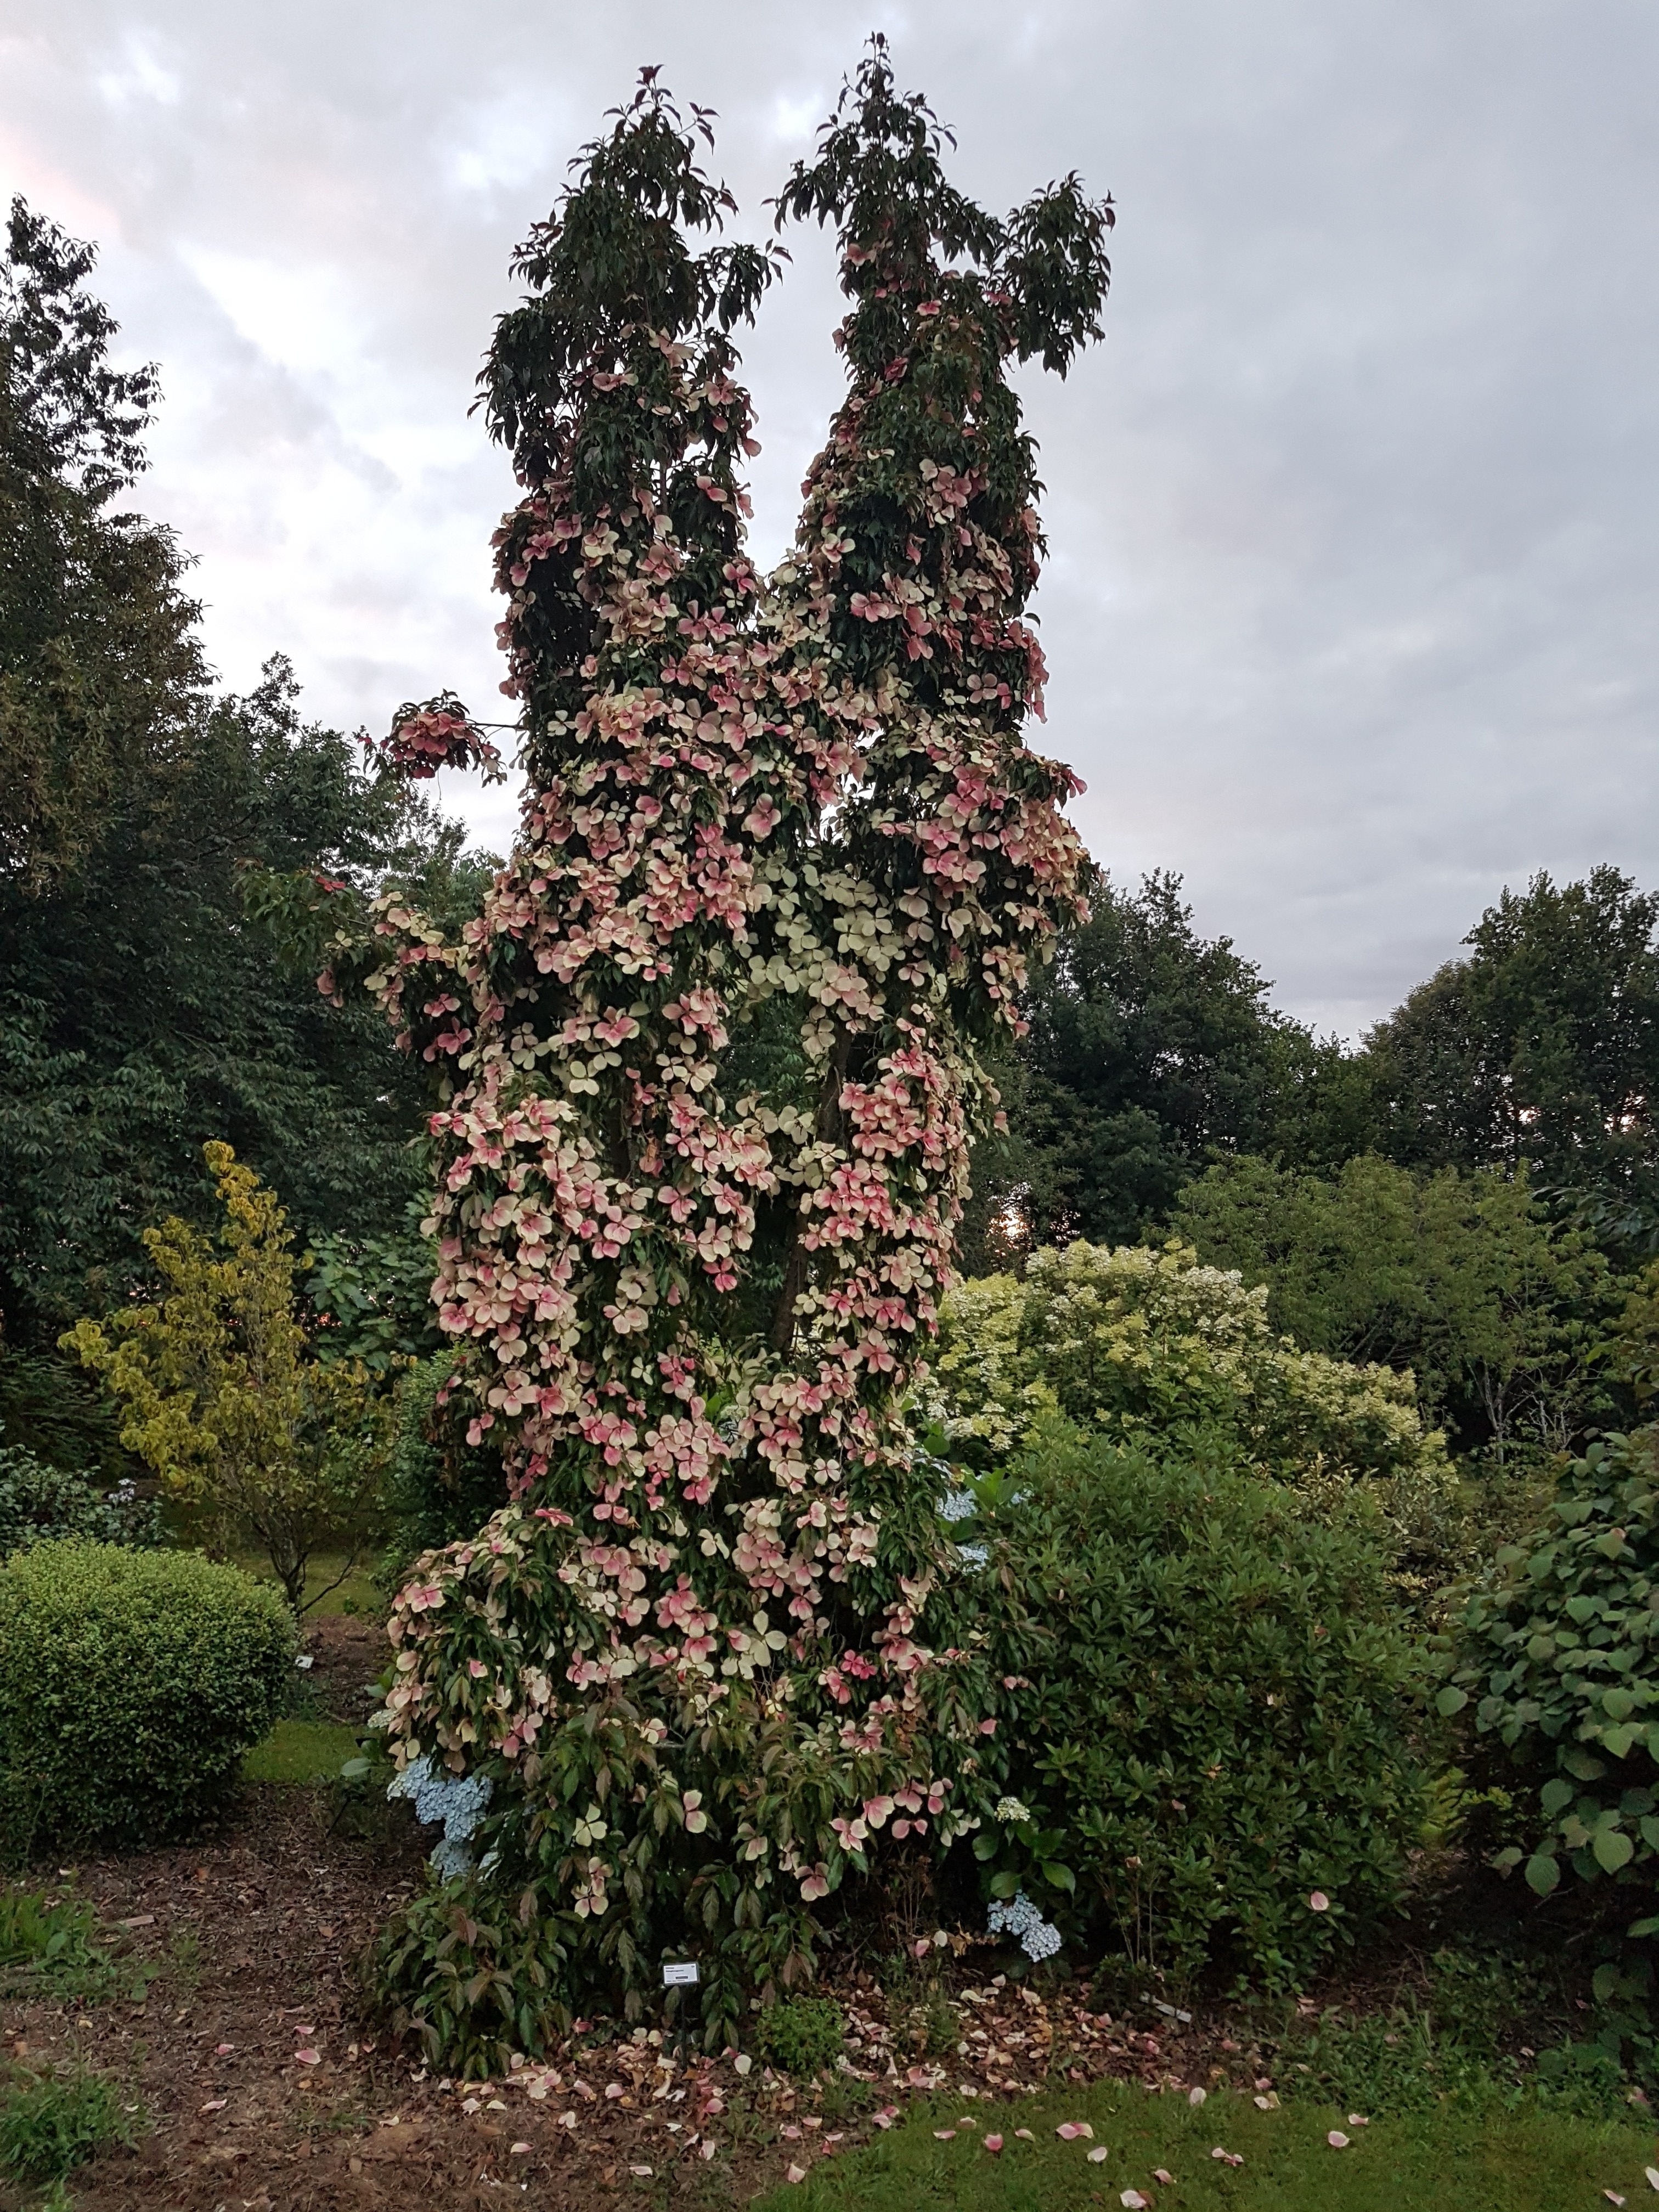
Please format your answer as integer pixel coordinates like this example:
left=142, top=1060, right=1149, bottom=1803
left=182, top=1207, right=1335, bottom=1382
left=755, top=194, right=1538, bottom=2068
left=754, top=2081, right=1659, bottom=2212
left=241, top=1717, right=360, bottom=1784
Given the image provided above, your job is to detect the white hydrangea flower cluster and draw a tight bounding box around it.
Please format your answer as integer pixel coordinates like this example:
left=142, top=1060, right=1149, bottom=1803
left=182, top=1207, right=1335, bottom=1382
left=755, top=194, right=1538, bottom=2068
left=987, top=1888, right=1061, bottom=1962
left=938, top=1488, right=978, bottom=1523
left=388, top=1754, right=493, bottom=1881
left=993, top=1796, right=1031, bottom=1825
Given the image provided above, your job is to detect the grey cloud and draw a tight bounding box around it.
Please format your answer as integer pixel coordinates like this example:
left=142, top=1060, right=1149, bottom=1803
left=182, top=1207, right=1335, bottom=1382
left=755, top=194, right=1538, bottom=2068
left=3, top=0, right=1655, bottom=1033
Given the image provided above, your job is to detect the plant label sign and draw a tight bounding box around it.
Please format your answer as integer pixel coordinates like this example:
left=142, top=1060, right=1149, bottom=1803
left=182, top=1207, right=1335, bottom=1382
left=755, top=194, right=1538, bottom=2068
left=661, top=1961, right=699, bottom=1988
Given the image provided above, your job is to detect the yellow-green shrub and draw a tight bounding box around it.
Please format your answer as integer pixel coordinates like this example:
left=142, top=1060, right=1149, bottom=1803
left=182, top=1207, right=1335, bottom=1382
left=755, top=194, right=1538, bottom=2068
left=0, top=1541, right=293, bottom=1852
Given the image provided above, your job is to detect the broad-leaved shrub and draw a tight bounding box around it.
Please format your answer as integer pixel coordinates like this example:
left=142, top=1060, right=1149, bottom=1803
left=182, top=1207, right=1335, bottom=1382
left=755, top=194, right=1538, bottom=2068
left=929, top=1240, right=1460, bottom=1595
left=951, top=1427, right=1430, bottom=1988
left=0, top=1540, right=292, bottom=1852
left=1443, top=1430, right=1659, bottom=1922
left=0, top=1449, right=160, bottom=1559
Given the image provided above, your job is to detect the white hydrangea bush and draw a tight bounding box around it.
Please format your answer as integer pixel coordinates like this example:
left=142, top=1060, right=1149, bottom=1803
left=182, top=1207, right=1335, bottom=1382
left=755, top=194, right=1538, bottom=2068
left=924, top=1239, right=1457, bottom=1546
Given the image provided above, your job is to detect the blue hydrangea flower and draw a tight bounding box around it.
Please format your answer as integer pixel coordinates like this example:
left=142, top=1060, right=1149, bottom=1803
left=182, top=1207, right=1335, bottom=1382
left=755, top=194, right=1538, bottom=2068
left=388, top=1753, right=493, bottom=1878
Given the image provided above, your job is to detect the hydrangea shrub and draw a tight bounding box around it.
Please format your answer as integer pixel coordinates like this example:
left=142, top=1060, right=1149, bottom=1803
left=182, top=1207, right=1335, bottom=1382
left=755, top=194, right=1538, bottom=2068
left=329, top=50, right=1111, bottom=2044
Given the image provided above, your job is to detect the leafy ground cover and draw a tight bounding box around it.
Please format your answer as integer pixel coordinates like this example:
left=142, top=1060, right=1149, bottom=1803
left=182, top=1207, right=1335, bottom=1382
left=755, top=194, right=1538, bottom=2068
left=753, top=2083, right=1658, bottom=2212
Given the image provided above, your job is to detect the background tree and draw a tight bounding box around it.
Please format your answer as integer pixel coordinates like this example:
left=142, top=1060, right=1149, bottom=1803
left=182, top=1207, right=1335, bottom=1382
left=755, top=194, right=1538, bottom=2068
left=963, top=869, right=1367, bottom=1261
left=0, top=199, right=494, bottom=1358
left=1172, top=1153, right=1622, bottom=1459
left=63, top=1143, right=392, bottom=1612
left=1362, top=866, right=1659, bottom=1216
left=0, top=196, right=201, bottom=890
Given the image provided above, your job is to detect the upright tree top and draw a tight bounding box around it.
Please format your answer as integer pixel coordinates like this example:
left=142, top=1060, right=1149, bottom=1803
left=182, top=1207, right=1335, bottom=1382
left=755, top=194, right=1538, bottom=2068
left=775, top=35, right=1113, bottom=380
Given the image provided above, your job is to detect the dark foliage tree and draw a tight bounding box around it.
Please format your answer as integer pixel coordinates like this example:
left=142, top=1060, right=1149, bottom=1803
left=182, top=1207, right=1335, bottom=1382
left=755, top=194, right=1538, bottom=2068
left=0, top=201, right=485, bottom=1349
left=1362, top=866, right=1659, bottom=1229
left=964, top=868, right=1368, bottom=1261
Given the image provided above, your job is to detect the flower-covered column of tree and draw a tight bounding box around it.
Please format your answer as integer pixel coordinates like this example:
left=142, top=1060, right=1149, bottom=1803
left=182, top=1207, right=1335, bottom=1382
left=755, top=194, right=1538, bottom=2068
left=351, top=52, right=1111, bottom=2046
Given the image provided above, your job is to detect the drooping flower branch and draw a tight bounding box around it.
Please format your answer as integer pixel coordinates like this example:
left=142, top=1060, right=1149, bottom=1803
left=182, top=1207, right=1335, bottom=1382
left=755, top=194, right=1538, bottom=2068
left=335, top=48, right=1110, bottom=2041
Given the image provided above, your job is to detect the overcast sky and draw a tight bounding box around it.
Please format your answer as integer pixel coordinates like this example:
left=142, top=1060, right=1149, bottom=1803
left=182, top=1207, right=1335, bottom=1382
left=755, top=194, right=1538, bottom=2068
left=4, top=1, right=1655, bottom=1036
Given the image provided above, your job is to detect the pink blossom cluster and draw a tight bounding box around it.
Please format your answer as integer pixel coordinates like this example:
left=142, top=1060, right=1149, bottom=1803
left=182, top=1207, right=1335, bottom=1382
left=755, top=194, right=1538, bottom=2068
left=356, top=162, right=1093, bottom=1944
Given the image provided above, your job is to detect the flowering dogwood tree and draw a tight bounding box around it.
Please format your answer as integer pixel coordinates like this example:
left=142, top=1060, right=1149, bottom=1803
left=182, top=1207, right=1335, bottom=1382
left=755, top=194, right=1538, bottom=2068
left=341, top=47, right=1111, bottom=2052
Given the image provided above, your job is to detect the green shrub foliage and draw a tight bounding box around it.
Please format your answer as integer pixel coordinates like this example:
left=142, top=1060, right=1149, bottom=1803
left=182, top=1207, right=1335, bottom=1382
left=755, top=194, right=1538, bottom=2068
left=0, top=1448, right=159, bottom=1558
left=928, top=1240, right=1463, bottom=1604
left=950, top=1430, right=1430, bottom=1987
left=755, top=1994, right=845, bottom=2074
left=1444, top=1430, right=1659, bottom=1921
left=379, top=1355, right=506, bottom=1588
left=0, top=1541, right=293, bottom=1850
left=931, top=1240, right=1448, bottom=1484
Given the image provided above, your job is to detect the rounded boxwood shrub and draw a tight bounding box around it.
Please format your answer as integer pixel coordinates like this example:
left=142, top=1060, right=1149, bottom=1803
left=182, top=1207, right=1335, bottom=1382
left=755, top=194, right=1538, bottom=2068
left=0, top=1541, right=294, bottom=1852
left=951, top=1426, right=1431, bottom=1990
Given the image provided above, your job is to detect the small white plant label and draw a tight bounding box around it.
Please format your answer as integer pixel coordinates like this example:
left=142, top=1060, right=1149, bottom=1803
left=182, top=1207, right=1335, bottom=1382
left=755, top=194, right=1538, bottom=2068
left=661, top=1961, right=699, bottom=1987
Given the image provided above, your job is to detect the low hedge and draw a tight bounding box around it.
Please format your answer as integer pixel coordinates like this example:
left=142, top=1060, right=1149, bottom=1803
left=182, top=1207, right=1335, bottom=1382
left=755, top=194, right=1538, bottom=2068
left=0, top=1541, right=294, bottom=1853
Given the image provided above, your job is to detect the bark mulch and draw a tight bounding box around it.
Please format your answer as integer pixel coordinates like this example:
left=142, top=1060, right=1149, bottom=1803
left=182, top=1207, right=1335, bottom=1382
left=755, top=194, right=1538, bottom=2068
left=2, top=1628, right=1251, bottom=2210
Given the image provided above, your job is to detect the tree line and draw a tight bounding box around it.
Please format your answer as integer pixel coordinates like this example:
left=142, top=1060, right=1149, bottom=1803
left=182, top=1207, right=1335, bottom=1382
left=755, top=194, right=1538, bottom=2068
left=4, top=189, right=1657, bottom=1490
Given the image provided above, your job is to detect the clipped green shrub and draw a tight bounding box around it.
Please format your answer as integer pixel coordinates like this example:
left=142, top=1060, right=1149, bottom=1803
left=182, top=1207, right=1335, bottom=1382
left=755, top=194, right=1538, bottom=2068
left=952, top=1427, right=1430, bottom=1988
left=0, top=1448, right=161, bottom=1559
left=0, top=1541, right=294, bottom=1852
left=756, top=1995, right=845, bottom=2075
left=1442, top=1430, right=1659, bottom=1918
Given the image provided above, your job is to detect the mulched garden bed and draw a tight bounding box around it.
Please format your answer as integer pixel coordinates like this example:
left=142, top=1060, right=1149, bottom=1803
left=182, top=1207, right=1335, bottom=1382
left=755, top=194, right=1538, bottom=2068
left=0, top=1622, right=1271, bottom=2210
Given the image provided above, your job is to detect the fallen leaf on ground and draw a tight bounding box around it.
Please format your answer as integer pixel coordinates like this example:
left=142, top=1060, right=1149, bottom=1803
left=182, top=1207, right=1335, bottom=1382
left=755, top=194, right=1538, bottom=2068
left=510, top=2143, right=529, bottom=2155
left=1015, top=2128, right=1035, bottom=2141
left=198, top=2099, right=227, bottom=2114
